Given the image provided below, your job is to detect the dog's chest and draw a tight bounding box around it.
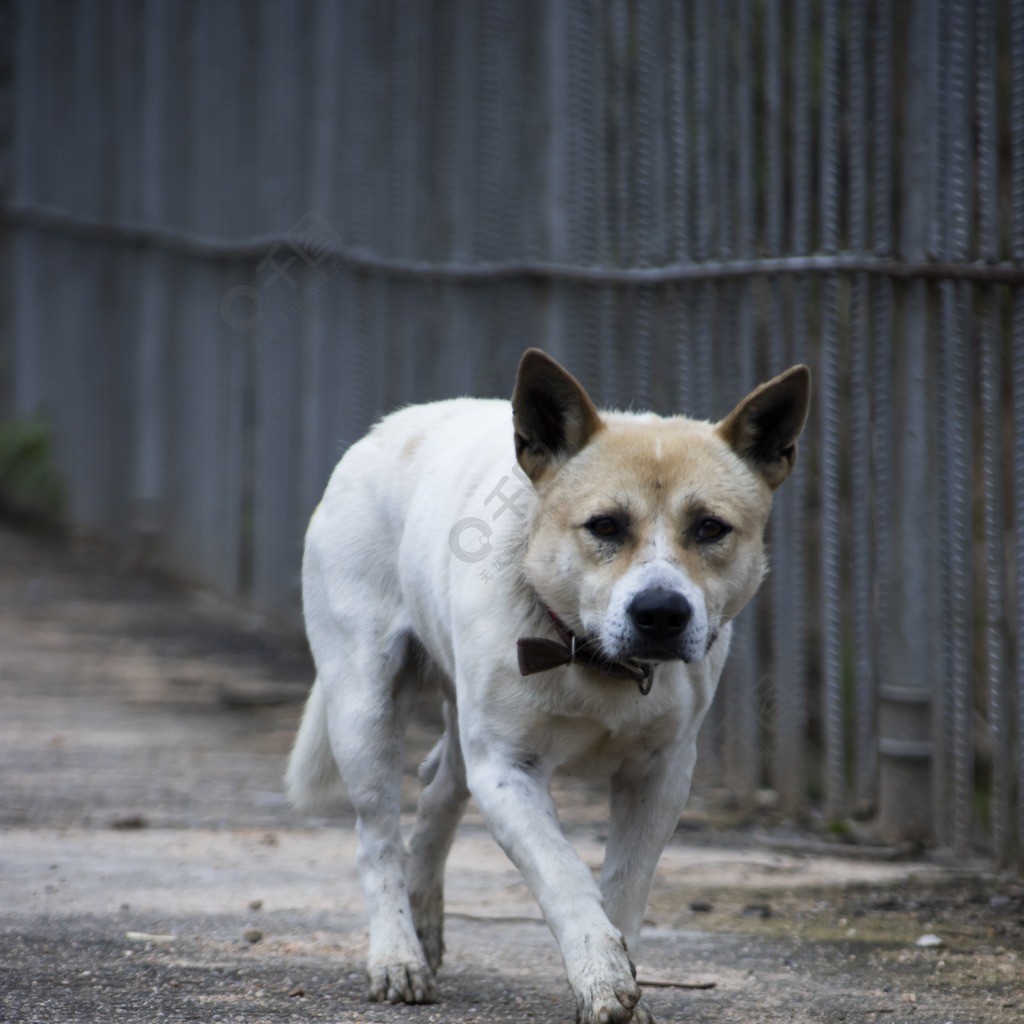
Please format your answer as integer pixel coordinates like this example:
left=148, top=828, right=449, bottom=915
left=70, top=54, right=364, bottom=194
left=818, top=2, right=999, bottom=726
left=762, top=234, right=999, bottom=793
left=536, top=702, right=685, bottom=782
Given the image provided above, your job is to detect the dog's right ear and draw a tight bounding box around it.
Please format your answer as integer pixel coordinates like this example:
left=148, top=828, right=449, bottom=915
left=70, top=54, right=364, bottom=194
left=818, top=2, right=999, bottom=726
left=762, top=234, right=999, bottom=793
left=512, top=349, right=603, bottom=482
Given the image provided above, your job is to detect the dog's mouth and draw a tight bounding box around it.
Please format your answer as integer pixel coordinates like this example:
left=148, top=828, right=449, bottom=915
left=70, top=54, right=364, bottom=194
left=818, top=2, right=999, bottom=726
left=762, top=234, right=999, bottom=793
left=624, top=626, right=720, bottom=666
left=628, top=643, right=686, bottom=664
left=517, top=608, right=721, bottom=696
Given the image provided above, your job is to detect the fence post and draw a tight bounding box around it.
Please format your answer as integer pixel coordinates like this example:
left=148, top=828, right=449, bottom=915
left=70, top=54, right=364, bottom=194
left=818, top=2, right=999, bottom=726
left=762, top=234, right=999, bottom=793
left=875, top=0, right=939, bottom=845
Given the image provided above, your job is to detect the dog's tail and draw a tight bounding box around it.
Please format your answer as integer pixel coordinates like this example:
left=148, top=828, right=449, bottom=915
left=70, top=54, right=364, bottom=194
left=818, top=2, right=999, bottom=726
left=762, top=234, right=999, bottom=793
left=285, top=677, right=343, bottom=809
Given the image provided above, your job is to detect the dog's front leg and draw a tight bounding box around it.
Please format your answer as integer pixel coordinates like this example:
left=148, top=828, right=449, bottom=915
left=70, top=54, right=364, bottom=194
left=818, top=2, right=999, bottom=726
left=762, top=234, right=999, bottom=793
left=466, top=752, right=648, bottom=1024
left=600, top=738, right=698, bottom=954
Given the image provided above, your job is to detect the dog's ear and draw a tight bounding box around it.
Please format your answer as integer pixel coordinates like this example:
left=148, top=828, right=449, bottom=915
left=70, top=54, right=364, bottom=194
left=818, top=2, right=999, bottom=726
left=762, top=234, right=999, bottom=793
left=716, top=365, right=811, bottom=490
left=512, top=349, right=603, bottom=482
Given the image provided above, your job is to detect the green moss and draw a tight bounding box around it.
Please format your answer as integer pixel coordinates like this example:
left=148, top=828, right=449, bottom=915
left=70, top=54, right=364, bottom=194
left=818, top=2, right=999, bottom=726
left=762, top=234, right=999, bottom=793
left=827, top=818, right=855, bottom=841
left=0, top=416, right=65, bottom=527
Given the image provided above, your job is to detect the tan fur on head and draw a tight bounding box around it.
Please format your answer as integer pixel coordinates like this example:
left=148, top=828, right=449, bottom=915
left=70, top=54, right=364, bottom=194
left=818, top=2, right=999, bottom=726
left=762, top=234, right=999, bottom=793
left=523, top=416, right=773, bottom=659
left=513, top=355, right=811, bottom=665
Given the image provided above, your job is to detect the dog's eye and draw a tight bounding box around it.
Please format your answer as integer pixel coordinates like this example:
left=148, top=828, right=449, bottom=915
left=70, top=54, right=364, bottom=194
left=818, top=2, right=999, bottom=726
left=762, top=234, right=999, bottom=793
left=695, top=517, right=732, bottom=542
left=586, top=515, right=624, bottom=539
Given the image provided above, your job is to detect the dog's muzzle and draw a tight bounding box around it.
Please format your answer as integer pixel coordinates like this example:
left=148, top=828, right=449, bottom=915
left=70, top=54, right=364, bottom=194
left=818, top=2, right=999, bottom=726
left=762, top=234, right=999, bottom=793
left=517, top=607, right=654, bottom=695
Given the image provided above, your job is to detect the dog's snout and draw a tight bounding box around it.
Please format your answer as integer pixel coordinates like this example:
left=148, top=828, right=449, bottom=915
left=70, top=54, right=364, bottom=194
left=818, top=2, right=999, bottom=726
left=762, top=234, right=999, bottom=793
left=627, top=588, right=692, bottom=643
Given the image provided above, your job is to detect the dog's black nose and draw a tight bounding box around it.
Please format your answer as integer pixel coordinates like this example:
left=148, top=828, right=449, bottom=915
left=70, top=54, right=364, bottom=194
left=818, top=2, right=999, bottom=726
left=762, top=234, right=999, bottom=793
left=627, top=588, right=692, bottom=643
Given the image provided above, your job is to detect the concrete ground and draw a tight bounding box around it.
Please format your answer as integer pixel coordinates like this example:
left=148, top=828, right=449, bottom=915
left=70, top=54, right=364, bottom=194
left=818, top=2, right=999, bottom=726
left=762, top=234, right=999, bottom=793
left=0, top=526, right=1021, bottom=1023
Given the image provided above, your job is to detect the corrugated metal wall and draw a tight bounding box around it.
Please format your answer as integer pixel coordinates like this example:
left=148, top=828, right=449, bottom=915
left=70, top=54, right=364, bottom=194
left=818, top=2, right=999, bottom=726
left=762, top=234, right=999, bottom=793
left=4, top=0, right=1024, bottom=871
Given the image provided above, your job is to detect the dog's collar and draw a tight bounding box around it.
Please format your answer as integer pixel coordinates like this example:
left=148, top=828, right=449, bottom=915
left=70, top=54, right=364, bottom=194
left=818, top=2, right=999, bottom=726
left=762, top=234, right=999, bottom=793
left=517, top=606, right=654, bottom=696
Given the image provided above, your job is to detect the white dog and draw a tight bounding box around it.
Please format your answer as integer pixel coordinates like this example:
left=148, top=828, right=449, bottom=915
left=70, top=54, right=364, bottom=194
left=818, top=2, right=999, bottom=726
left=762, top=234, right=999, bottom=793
left=287, top=349, right=810, bottom=1023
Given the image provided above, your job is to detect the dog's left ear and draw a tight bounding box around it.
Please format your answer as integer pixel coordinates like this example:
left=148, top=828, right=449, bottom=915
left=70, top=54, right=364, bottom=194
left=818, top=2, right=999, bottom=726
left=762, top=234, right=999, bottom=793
left=512, top=349, right=604, bottom=482
left=716, top=365, right=811, bottom=490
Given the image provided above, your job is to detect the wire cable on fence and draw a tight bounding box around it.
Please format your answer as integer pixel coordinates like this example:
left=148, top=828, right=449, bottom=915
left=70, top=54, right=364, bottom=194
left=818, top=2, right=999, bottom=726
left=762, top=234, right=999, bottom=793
left=8, top=201, right=1024, bottom=286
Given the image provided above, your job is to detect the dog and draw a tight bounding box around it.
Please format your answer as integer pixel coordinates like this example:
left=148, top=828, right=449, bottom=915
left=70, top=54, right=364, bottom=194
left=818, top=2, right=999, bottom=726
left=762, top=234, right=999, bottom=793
left=286, top=349, right=810, bottom=1023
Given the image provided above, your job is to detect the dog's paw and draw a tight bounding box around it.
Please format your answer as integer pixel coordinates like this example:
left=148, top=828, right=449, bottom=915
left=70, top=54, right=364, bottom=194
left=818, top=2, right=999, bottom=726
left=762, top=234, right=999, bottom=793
left=366, top=959, right=437, bottom=1005
left=570, top=932, right=646, bottom=1023
left=574, top=980, right=644, bottom=1024
left=628, top=997, right=655, bottom=1024
left=410, top=885, right=445, bottom=973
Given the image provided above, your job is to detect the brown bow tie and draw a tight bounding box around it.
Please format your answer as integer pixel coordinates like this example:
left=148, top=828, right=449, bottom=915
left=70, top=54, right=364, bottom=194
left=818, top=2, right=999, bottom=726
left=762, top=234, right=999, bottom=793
left=517, top=607, right=654, bottom=695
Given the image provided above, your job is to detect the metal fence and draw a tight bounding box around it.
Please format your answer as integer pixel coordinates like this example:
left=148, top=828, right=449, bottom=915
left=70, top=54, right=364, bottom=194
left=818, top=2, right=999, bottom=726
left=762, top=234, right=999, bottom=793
left=3, top=0, right=1024, bottom=871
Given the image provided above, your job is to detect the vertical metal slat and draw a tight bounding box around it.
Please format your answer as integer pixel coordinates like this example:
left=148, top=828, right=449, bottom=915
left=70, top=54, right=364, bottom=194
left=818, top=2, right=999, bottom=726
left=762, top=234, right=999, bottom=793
left=977, top=0, right=1009, bottom=867
left=820, top=0, right=846, bottom=821
left=777, top=0, right=813, bottom=813
left=870, top=0, right=896, bottom=833
left=691, top=0, right=721, bottom=784
left=764, top=0, right=801, bottom=814
left=727, top=0, right=760, bottom=802
left=943, top=0, right=975, bottom=858
left=848, top=0, right=876, bottom=812
left=1010, top=0, right=1024, bottom=873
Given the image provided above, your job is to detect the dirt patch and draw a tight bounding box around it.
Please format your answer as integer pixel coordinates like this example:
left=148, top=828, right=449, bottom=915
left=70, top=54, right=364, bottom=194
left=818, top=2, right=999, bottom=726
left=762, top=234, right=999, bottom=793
left=0, top=526, right=1021, bottom=1023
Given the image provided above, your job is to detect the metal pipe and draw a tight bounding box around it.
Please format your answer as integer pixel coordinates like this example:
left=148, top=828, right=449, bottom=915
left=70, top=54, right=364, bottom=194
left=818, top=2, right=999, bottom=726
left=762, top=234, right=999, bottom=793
left=876, top=0, right=940, bottom=846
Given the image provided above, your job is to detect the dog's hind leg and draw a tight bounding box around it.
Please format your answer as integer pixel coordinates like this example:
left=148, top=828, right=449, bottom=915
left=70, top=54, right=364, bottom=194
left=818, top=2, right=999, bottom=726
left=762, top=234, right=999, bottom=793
left=407, top=700, right=469, bottom=972
left=321, top=636, right=436, bottom=1005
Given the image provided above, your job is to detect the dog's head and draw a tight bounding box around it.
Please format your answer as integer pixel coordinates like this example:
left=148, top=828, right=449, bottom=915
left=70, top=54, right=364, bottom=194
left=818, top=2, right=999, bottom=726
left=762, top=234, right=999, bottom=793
left=513, top=349, right=810, bottom=666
